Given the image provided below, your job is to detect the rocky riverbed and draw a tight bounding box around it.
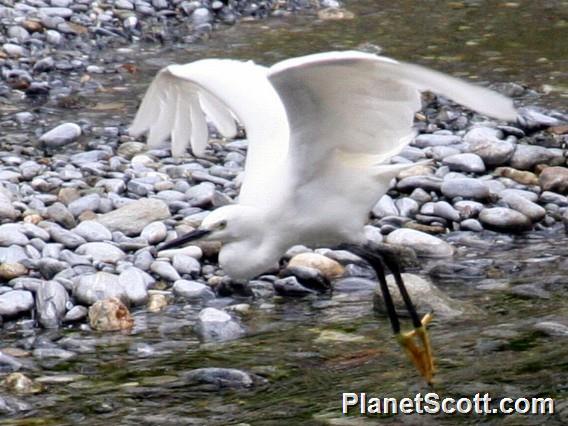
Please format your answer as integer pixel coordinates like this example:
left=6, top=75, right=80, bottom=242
left=1, top=0, right=568, bottom=423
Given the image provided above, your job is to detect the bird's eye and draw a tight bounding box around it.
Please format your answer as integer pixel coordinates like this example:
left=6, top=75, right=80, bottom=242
left=218, top=220, right=227, bottom=230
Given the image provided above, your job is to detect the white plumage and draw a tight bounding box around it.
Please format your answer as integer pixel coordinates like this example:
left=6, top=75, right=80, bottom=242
left=131, top=51, right=516, bottom=279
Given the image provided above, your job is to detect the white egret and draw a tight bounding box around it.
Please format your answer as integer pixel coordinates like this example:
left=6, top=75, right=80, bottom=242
left=130, top=51, right=516, bottom=383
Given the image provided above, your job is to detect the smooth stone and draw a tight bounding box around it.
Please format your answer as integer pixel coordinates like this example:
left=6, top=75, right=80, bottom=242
left=63, top=305, right=88, bottom=322
left=464, top=127, right=515, bottom=166
left=96, top=198, right=170, bottom=236
left=422, top=201, right=460, bottom=222
left=499, top=188, right=538, bottom=202
left=181, top=368, right=260, bottom=389
left=414, top=134, right=461, bottom=147
left=494, top=167, right=539, bottom=186
left=442, top=153, right=486, bottom=173
left=374, top=274, right=468, bottom=318
left=73, top=221, right=112, bottom=242
left=186, top=182, right=216, bottom=207
left=172, top=254, right=201, bottom=276
left=195, top=307, right=245, bottom=342
left=539, top=167, right=568, bottom=194
left=39, top=123, right=81, bottom=148
left=533, top=321, right=568, bottom=337
left=397, top=176, right=443, bottom=192
left=37, top=258, right=68, bottom=279
left=288, top=253, right=344, bottom=280
left=156, top=245, right=203, bottom=260
left=500, top=193, right=546, bottom=222
left=0, top=263, right=28, bottom=280
left=147, top=293, right=168, bottom=312
left=0, top=225, right=29, bottom=246
left=509, top=145, right=564, bottom=170
left=540, top=191, right=568, bottom=206
left=510, top=284, right=550, bottom=299
left=32, top=348, right=76, bottom=360
left=372, top=194, right=398, bottom=217
left=150, top=261, right=181, bottom=281
left=430, top=146, right=461, bottom=161
left=0, top=246, right=28, bottom=264
left=44, top=224, right=85, bottom=248
left=46, top=202, right=76, bottom=228
left=76, top=242, right=125, bottom=263
left=89, top=298, right=134, bottom=331
left=141, top=221, right=167, bottom=244
left=172, top=280, right=214, bottom=300
left=2, top=373, right=42, bottom=395
left=68, top=194, right=100, bottom=217
left=395, top=197, right=419, bottom=217
left=441, top=178, right=490, bottom=200
left=460, top=218, right=483, bottom=231
left=333, top=277, right=376, bottom=293
left=479, top=207, right=532, bottom=232
left=118, top=268, right=149, bottom=306
left=73, top=272, right=127, bottom=305
left=386, top=229, right=454, bottom=257
left=453, top=200, right=484, bottom=218
left=0, top=291, right=34, bottom=317
left=36, top=281, right=68, bottom=328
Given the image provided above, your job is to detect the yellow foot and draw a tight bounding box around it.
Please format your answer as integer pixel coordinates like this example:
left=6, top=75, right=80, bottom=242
left=396, top=313, right=435, bottom=385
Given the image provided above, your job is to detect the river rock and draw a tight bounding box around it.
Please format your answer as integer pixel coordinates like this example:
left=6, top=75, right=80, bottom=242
left=0, top=291, right=34, bottom=317
left=46, top=202, right=76, bottom=229
left=442, top=153, right=485, bottom=173
left=172, top=254, right=201, bottom=276
left=464, top=127, right=515, bottom=166
left=39, top=123, right=81, bottom=148
left=73, top=221, right=112, bottom=242
left=141, top=221, right=167, bottom=244
left=89, top=298, right=134, bottom=331
left=68, top=194, right=100, bottom=217
left=150, top=261, right=181, bottom=281
left=509, top=145, right=563, bottom=170
left=96, top=198, right=170, bottom=236
left=539, top=167, right=568, bottom=194
left=494, top=167, right=539, bottom=186
left=397, top=176, right=443, bottom=192
left=36, top=281, right=68, bottom=328
left=500, top=192, right=546, bottom=222
left=74, top=272, right=127, bottom=305
left=372, top=194, right=398, bottom=217
left=441, top=178, right=490, bottom=200
left=173, top=280, right=214, bottom=300
left=288, top=252, right=344, bottom=280
left=118, top=268, right=149, bottom=306
left=414, top=134, right=461, bottom=147
left=181, top=368, right=259, bottom=389
left=194, top=307, right=245, bottom=342
left=479, top=207, right=532, bottom=232
left=0, top=225, right=29, bottom=246
left=76, top=242, right=125, bottom=263
left=0, top=263, right=28, bottom=280
left=386, top=229, right=454, bottom=257
left=374, top=273, right=467, bottom=318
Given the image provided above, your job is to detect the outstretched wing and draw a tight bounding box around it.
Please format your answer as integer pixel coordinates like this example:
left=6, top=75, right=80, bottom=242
left=130, top=59, right=289, bottom=202
left=268, top=51, right=516, bottom=175
left=266, top=51, right=516, bottom=237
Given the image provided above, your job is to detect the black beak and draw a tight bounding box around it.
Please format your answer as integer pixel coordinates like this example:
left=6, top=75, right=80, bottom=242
left=157, top=229, right=211, bottom=251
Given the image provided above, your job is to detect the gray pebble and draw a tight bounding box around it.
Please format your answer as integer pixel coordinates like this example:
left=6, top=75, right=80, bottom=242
left=386, top=229, right=454, bottom=257
left=36, top=281, right=68, bottom=328
left=414, top=134, right=461, bottom=147
left=500, top=192, right=545, bottom=222
left=441, top=178, right=490, bottom=200
left=76, top=242, right=126, bottom=263
left=195, top=307, right=245, bottom=342
left=172, top=254, right=201, bottom=276
left=442, top=153, right=485, bottom=173
left=479, top=207, right=532, bottom=232
left=39, top=123, right=81, bottom=148
left=118, top=267, right=149, bottom=306
left=73, top=221, right=112, bottom=242
left=173, top=280, right=214, bottom=300
left=150, top=261, right=181, bottom=281
left=0, top=290, right=34, bottom=317
left=73, top=272, right=127, bottom=305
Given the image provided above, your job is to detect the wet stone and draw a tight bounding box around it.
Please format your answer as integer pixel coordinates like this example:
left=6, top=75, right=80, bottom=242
left=150, top=261, right=181, bottom=282
left=89, top=297, right=134, bottom=331
left=539, top=166, right=568, bottom=194
left=39, top=123, right=81, bottom=148
left=464, top=127, right=515, bottom=166
left=172, top=254, right=201, bottom=276
left=386, top=229, right=454, bottom=257
left=413, top=134, right=461, bottom=147
left=194, top=307, right=245, bottom=342
left=442, top=153, right=486, bottom=173
left=479, top=207, right=532, bottom=232
left=181, top=367, right=262, bottom=389
left=173, top=280, right=214, bottom=300
left=36, top=281, right=68, bottom=328
left=441, top=178, right=490, bottom=200
left=500, top=192, right=545, bottom=222
left=118, top=268, right=149, bottom=306
left=74, top=272, right=127, bottom=305
left=0, top=291, right=34, bottom=317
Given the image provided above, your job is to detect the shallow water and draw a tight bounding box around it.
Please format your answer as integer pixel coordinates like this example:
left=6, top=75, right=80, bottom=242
left=2, top=0, right=568, bottom=424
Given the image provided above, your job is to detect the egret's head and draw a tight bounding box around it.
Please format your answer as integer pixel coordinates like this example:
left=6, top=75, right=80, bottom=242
left=158, top=205, right=260, bottom=250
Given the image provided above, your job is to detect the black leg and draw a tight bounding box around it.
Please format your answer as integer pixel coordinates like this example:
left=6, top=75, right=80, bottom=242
left=336, top=242, right=435, bottom=384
